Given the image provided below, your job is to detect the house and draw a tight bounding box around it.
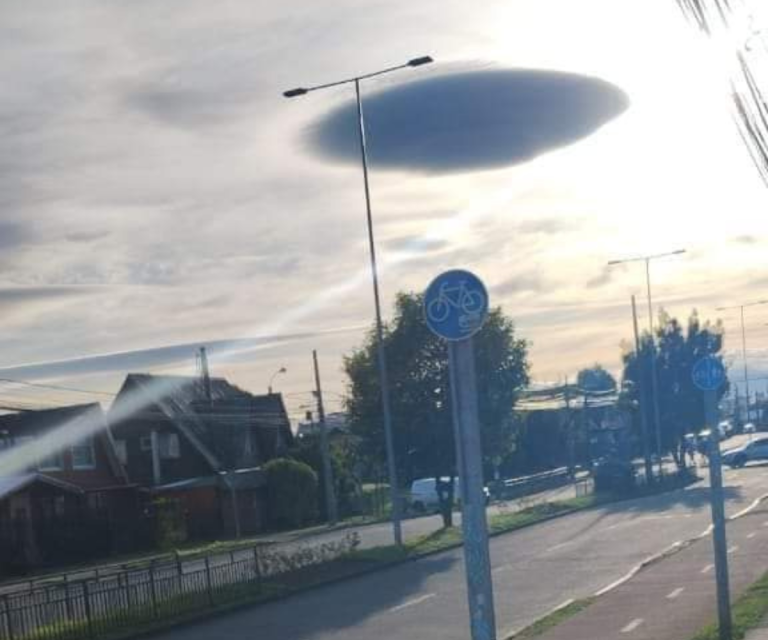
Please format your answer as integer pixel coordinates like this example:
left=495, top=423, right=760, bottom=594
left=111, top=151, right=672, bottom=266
left=108, top=373, right=293, bottom=539
left=0, top=404, right=140, bottom=570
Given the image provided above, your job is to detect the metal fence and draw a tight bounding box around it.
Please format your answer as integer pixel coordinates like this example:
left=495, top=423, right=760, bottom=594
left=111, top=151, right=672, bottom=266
left=0, top=533, right=359, bottom=640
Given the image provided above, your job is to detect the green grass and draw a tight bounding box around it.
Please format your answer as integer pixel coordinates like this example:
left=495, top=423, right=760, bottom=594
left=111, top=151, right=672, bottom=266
left=346, top=496, right=597, bottom=566
left=690, top=570, right=768, bottom=640
left=508, top=598, right=596, bottom=639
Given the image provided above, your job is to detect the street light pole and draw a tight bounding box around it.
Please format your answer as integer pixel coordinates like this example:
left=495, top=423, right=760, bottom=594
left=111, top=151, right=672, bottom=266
left=608, top=249, right=686, bottom=479
left=268, top=367, right=287, bottom=395
left=283, top=56, right=434, bottom=546
left=644, top=257, right=664, bottom=478
left=715, top=299, right=768, bottom=426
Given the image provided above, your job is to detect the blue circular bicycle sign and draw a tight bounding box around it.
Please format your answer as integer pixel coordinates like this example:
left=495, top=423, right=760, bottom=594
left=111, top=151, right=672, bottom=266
left=424, top=269, right=489, bottom=341
left=692, top=356, right=726, bottom=391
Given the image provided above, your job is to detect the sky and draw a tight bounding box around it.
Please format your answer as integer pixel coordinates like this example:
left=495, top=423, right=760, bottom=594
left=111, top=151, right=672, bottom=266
left=1, top=0, right=768, bottom=423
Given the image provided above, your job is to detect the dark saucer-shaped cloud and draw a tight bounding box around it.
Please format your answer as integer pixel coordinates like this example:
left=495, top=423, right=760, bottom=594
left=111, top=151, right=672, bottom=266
left=309, top=69, right=629, bottom=173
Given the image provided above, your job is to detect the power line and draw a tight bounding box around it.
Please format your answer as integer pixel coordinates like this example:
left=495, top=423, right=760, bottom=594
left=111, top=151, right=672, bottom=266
left=0, top=378, right=115, bottom=397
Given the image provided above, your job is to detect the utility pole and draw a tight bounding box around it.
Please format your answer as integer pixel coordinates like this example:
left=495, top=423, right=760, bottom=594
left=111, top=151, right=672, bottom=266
left=313, top=350, right=338, bottom=524
left=564, top=377, right=575, bottom=478
left=631, top=295, right=654, bottom=485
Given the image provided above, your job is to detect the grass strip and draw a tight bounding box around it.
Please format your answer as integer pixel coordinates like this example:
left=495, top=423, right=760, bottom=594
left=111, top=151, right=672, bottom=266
left=690, top=570, right=768, bottom=640
left=508, top=598, right=597, bottom=639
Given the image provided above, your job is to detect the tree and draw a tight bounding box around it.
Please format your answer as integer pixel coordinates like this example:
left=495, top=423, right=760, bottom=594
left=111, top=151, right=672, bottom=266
left=264, top=458, right=319, bottom=529
left=621, top=310, right=728, bottom=468
left=577, top=365, right=617, bottom=392
left=344, top=292, right=529, bottom=527
left=290, top=436, right=362, bottom=520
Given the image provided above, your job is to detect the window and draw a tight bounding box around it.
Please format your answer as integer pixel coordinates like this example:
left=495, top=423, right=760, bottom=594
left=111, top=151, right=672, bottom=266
left=71, top=438, right=96, bottom=470
left=114, top=439, right=127, bottom=465
left=39, top=450, right=64, bottom=472
left=140, top=436, right=152, bottom=452
left=159, top=433, right=180, bottom=459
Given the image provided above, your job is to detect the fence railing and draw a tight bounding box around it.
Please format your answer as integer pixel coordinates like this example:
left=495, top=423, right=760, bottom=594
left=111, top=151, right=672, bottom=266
left=0, top=533, right=359, bottom=640
left=500, top=467, right=573, bottom=499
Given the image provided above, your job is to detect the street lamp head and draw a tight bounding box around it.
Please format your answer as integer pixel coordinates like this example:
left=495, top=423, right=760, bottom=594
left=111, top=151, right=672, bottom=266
left=407, top=56, right=434, bottom=67
left=283, top=87, right=308, bottom=98
left=672, top=249, right=687, bottom=255
left=607, top=260, right=624, bottom=266
left=279, top=366, right=287, bottom=374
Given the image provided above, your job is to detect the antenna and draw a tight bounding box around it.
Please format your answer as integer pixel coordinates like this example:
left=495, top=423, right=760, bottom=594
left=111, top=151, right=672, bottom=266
left=198, top=346, right=212, bottom=404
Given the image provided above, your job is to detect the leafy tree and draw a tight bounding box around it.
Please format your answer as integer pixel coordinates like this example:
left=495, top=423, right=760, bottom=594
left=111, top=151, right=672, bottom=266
left=577, top=365, right=617, bottom=392
left=344, top=292, right=529, bottom=526
left=264, top=458, right=319, bottom=529
left=621, top=310, right=728, bottom=467
left=290, top=436, right=362, bottom=520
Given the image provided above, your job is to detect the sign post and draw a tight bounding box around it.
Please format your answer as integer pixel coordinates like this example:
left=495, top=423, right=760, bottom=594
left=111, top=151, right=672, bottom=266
left=425, top=269, right=495, bottom=640
left=692, top=355, right=731, bottom=640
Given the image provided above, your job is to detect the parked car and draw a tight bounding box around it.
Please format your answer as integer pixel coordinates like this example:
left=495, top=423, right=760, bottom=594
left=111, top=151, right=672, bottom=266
left=743, top=423, right=757, bottom=434
left=407, top=477, right=490, bottom=512
left=722, top=437, right=768, bottom=468
left=592, top=457, right=636, bottom=493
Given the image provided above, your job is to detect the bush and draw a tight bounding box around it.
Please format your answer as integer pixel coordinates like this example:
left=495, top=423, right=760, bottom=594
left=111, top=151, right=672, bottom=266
left=265, top=458, right=319, bottom=529
left=290, top=438, right=363, bottom=520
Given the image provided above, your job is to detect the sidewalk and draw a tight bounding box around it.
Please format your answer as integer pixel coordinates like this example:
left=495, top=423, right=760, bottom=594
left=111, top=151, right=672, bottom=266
left=525, top=503, right=768, bottom=640
left=746, top=618, right=768, bottom=640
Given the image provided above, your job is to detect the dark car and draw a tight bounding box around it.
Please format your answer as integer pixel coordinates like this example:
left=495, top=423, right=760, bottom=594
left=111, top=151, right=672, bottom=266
left=593, top=457, right=636, bottom=494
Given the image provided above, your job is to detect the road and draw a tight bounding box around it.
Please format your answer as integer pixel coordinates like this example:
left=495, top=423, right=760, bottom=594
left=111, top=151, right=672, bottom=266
left=151, top=459, right=768, bottom=640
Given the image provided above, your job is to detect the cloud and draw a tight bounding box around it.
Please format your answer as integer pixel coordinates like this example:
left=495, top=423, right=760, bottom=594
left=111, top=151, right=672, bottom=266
left=516, top=218, right=574, bottom=236
left=0, top=327, right=364, bottom=381
left=0, top=286, right=96, bottom=305
left=586, top=265, right=615, bottom=289
left=493, top=271, right=553, bottom=297
left=732, top=235, right=759, bottom=245
left=384, top=236, right=449, bottom=253
left=65, top=230, right=111, bottom=244
left=309, top=68, right=629, bottom=173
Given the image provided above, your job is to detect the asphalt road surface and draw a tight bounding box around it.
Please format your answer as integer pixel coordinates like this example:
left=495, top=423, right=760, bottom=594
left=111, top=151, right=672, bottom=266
left=150, top=460, right=768, bottom=640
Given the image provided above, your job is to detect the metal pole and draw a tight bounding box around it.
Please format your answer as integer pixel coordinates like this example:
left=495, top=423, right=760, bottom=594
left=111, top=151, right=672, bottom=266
left=645, top=258, right=664, bottom=478
left=313, top=350, right=338, bottom=524
left=740, top=306, right=751, bottom=424
left=631, top=295, right=654, bottom=485
left=449, top=340, right=496, bottom=640
left=705, top=390, right=732, bottom=640
left=355, top=78, right=402, bottom=546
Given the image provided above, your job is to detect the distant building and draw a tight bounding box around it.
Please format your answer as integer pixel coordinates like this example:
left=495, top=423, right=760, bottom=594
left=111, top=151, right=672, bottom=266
left=296, top=411, right=351, bottom=440
left=109, top=374, right=293, bottom=539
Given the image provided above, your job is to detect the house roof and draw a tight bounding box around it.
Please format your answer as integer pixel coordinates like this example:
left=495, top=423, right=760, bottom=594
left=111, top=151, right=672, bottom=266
left=0, top=404, right=127, bottom=482
left=0, top=473, right=84, bottom=501
left=152, top=468, right=265, bottom=493
left=110, top=374, right=292, bottom=472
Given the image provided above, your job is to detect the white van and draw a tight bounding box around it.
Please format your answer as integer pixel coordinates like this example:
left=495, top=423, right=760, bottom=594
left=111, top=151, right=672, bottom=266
left=407, top=477, right=490, bottom=512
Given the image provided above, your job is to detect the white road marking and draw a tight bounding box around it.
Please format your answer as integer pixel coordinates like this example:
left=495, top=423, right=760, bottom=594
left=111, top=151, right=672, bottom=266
left=748, top=532, right=757, bottom=539
left=492, top=565, right=510, bottom=574
left=389, top=593, right=436, bottom=613
left=548, top=541, right=573, bottom=552
left=763, top=521, right=768, bottom=528
left=621, top=618, right=644, bottom=633
left=666, top=587, right=684, bottom=599
left=728, top=545, right=739, bottom=554
left=701, top=564, right=714, bottom=573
